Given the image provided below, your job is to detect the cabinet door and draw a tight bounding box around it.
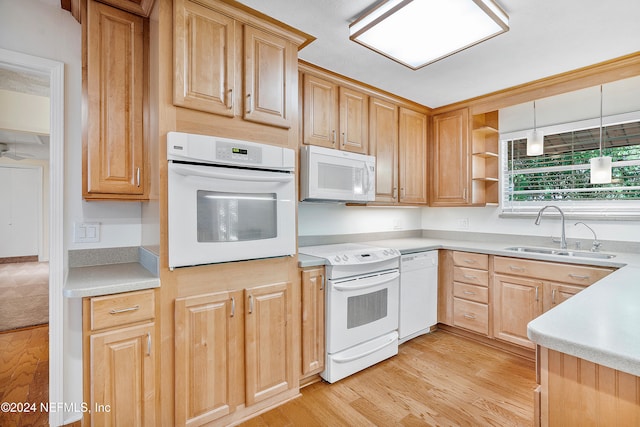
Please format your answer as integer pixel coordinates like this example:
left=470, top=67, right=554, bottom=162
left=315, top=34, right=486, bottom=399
left=301, top=268, right=325, bottom=378
left=245, top=281, right=294, bottom=406
left=85, top=0, right=145, bottom=198
left=493, top=274, right=543, bottom=349
left=437, top=250, right=454, bottom=326
left=244, top=25, right=293, bottom=128
left=303, top=74, right=339, bottom=148
left=430, top=108, right=470, bottom=206
left=399, top=107, right=428, bottom=204
left=369, top=97, right=399, bottom=202
left=339, top=87, right=368, bottom=153
left=543, top=282, right=586, bottom=312
left=90, top=323, right=156, bottom=426
left=174, top=290, right=243, bottom=426
left=173, top=0, right=236, bottom=117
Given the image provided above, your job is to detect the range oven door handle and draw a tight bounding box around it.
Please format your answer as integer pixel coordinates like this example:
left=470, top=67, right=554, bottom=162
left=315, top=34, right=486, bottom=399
left=331, top=334, right=396, bottom=363
left=332, top=271, right=399, bottom=292
left=170, top=164, right=294, bottom=183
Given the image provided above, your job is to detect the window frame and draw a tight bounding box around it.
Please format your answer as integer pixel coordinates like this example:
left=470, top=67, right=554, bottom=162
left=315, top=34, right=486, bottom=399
left=499, top=110, right=640, bottom=219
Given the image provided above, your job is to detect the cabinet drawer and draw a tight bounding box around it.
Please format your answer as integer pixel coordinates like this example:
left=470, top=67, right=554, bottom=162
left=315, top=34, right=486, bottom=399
left=494, top=256, right=614, bottom=285
left=453, top=266, right=488, bottom=287
left=90, top=290, right=155, bottom=331
left=453, top=282, right=489, bottom=304
left=452, top=251, right=489, bottom=270
left=453, top=298, right=488, bottom=335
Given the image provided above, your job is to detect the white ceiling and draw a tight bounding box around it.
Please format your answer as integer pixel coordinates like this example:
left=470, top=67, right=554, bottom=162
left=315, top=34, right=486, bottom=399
left=237, top=0, right=640, bottom=109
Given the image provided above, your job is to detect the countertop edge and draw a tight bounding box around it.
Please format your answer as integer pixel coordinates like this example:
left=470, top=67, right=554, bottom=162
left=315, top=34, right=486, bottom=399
left=64, top=262, right=160, bottom=298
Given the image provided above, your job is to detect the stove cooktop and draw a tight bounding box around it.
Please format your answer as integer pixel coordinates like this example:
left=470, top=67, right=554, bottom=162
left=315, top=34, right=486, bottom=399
left=299, top=243, right=400, bottom=266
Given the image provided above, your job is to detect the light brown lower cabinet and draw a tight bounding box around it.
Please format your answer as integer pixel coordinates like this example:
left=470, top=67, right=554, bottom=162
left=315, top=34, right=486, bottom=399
left=83, top=290, right=157, bottom=426
left=300, top=267, right=325, bottom=380
left=537, top=347, right=640, bottom=426
left=174, top=281, right=294, bottom=426
left=492, top=274, right=543, bottom=349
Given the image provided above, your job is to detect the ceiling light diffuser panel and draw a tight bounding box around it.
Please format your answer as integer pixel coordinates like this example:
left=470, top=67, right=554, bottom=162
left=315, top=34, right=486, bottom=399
left=350, top=0, right=509, bottom=69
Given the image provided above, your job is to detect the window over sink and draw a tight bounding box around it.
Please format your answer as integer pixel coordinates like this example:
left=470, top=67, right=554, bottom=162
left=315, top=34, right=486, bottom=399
left=500, top=112, right=640, bottom=218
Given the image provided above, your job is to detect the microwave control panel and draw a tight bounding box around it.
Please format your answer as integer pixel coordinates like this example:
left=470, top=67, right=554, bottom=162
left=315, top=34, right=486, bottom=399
left=216, top=141, right=262, bottom=165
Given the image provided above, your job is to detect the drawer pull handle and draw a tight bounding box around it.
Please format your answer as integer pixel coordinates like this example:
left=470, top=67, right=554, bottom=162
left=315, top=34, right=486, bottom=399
left=109, top=305, right=140, bottom=315
left=463, top=290, right=476, bottom=295
left=146, top=332, right=151, bottom=356
left=569, top=273, right=590, bottom=280
left=463, top=259, right=477, bottom=264
left=509, top=265, right=526, bottom=272
left=463, top=313, right=476, bottom=320
left=230, top=297, right=235, bottom=317
left=552, top=289, right=557, bottom=304
left=463, top=274, right=478, bottom=280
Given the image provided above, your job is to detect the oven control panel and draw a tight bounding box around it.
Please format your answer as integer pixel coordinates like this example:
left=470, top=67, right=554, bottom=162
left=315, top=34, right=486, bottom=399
left=326, top=248, right=399, bottom=265
left=216, top=141, right=262, bottom=164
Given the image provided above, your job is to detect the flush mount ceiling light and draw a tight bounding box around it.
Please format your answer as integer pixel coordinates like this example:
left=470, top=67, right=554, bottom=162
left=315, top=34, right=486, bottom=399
left=349, top=0, right=509, bottom=70
left=590, top=85, right=612, bottom=184
left=527, top=100, right=544, bottom=156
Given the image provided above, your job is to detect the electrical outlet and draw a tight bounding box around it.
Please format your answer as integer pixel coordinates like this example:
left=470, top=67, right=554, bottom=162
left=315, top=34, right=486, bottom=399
left=457, top=218, right=469, bottom=230
left=393, top=218, right=402, bottom=230
left=74, top=222, right=100, bottom=243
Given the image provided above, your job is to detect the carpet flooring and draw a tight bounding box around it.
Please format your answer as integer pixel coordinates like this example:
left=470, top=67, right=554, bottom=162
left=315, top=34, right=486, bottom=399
left=0, top=262, right=49, bottom=332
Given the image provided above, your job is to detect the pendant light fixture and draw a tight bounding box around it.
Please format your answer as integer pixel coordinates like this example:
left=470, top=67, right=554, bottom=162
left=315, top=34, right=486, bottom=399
left=527, top=100, right=544, bottom=156
left=590, top=85, right=612, bottom=184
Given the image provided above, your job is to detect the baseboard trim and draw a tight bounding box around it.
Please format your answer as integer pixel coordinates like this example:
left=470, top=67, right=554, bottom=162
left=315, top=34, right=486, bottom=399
left=437, top=324, right=535, bottom=361
left=0, top=256, right=38, bottom=264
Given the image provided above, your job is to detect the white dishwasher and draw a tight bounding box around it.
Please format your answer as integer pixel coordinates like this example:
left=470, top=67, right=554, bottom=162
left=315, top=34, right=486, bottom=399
left=399, top=251, right=438, bottom=343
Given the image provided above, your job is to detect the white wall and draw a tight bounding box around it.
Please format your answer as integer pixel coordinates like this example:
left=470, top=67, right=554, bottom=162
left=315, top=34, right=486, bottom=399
left=298, top=203, right=422, bottom=236
left=421, top=205, right=640, bottom=244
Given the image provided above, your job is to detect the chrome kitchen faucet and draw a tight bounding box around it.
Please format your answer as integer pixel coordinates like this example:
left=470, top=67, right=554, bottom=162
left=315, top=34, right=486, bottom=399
left=535, top=205, right=567, bottom=249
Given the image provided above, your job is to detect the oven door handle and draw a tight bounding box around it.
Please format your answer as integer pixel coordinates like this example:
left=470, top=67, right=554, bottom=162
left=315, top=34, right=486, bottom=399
left=332, top=334, right=397, bottom=363
left=171, top=164, right=294, bottom=183
left=332, top=272, right=399, bottom=291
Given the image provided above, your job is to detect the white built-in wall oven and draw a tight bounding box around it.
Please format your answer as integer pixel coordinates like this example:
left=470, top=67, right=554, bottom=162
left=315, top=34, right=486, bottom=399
left=299, top=243, right=400, bottom=383
left=167, top=132, right=296, bottom=269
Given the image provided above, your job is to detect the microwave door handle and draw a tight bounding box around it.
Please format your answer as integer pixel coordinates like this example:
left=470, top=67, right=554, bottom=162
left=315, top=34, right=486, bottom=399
left=332, top=271, right=399, bottom=291
left=365, top=162, right=373, bottom=195
left=171, top=164, right=293, bottom=183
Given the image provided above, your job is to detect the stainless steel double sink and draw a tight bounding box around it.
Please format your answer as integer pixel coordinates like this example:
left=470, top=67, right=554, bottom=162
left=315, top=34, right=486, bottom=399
left=505, top=246, right=616, bottom=259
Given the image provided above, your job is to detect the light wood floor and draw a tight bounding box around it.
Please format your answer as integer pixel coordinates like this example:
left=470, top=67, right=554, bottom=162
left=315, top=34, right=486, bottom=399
left=241, top=330, right=537, bottom=427
left=0, top=324, right=49, bottom=427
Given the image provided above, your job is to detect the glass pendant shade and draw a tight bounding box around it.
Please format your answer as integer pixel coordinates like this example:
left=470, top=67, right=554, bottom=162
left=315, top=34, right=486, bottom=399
left=590, top=156, right=612, bottom=184
left=527, top=129, right=544, bottom=156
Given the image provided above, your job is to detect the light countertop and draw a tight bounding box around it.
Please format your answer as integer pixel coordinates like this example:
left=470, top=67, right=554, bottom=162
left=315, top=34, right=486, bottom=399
left=64, top=262, right=160, bottom=298
left=301, top=236, right=640, bottom=376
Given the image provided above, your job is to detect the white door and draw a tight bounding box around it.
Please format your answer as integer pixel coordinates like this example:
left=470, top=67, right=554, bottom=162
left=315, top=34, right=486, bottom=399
left=0, top=165, right=41, bottom=258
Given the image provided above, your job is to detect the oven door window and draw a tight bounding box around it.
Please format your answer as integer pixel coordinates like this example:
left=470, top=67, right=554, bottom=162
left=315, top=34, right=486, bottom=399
left=347, top=288, right=388, bottom=329
left=196, top=191, right=277, bottom=242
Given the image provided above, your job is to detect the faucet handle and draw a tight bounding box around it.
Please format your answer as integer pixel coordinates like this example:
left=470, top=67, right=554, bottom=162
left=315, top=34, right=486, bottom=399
left=591, top=240, right=602, bottom=252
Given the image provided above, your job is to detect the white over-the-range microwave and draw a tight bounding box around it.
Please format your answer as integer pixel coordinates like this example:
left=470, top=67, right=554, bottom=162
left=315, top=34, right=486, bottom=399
left=300, top=145, right=376, bottom=203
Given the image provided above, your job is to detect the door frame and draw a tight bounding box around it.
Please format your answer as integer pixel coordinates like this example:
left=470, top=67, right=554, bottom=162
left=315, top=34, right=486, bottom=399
left=0, top=48, right=65, bottom=427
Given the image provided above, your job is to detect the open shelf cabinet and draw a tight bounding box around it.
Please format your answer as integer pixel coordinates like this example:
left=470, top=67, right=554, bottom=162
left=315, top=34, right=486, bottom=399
left=471, top=111, right=499, bottom=205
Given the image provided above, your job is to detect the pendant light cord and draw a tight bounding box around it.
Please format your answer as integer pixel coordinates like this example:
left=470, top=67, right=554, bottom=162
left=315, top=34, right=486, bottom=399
left=599, top=85, right=603, bottom=157
left=533, top=100, right=537, bottom=131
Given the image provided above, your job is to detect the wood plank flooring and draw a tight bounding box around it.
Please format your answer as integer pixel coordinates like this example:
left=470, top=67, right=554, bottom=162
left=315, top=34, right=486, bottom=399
left=0, top=324, right=49, bottom=427
left=241, top=330, right=537, bottom=427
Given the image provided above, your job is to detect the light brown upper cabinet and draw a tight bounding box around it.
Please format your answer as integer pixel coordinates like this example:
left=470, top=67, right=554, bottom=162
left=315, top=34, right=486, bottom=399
left=83, top=0, right=148, bottom=200
left=98, top=0, right=155, bottom=16
left=430, top=108, right=470, bottom=206
left=398, top=107, right=428, bottom=204
left=302, top=73, right=368, bottom=154
left=174, top=0, right=297, bottom=129
left=369, top=97, right=399, bottom=202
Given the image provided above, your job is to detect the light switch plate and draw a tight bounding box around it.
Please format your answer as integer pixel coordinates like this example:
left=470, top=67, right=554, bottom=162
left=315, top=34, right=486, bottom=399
left=74, top=222, right=100, bottom=243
